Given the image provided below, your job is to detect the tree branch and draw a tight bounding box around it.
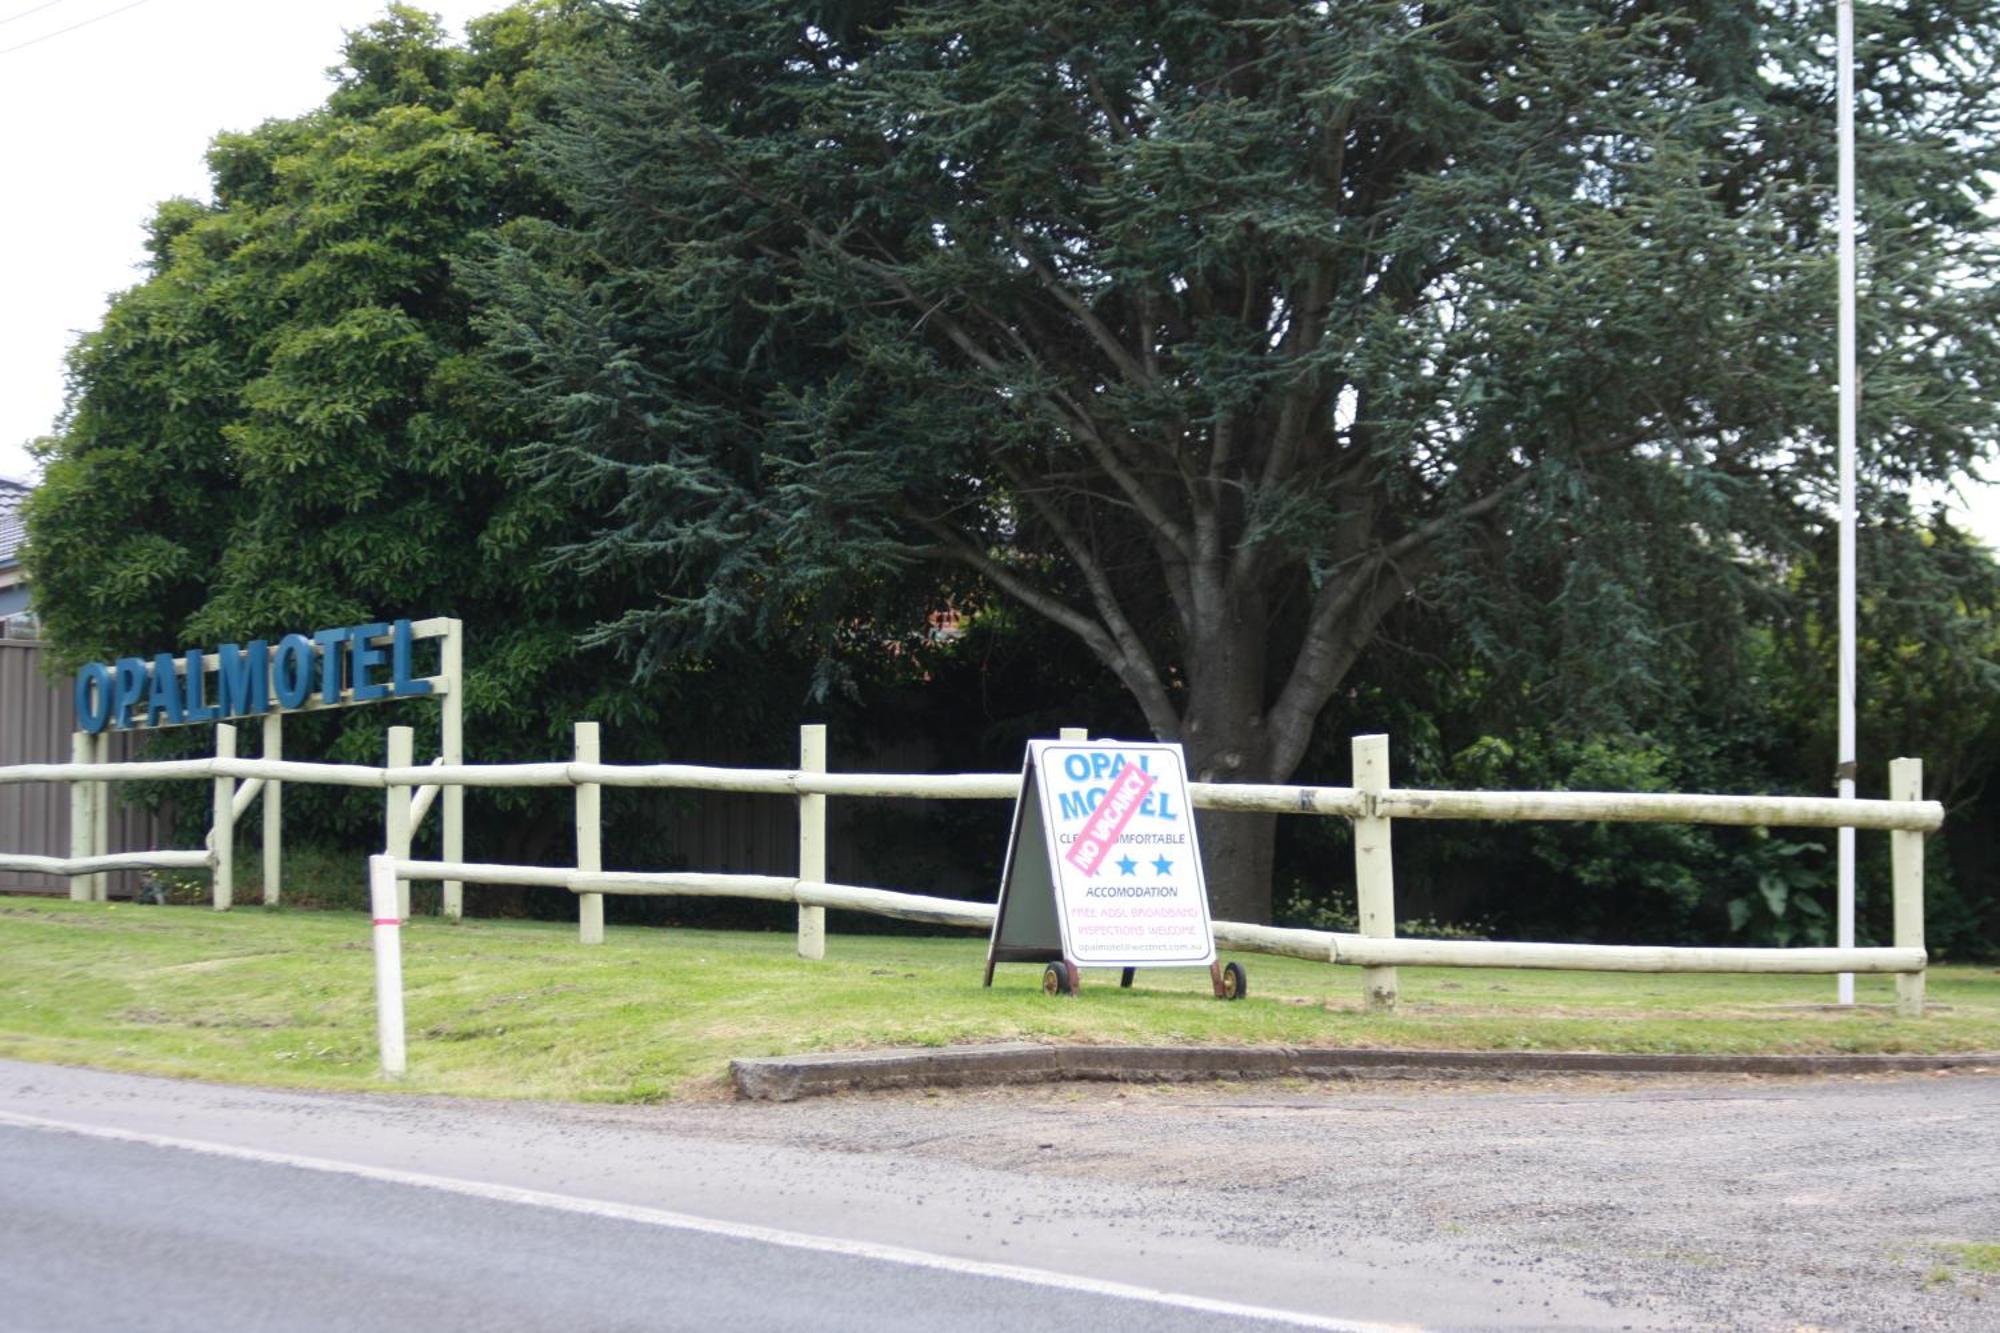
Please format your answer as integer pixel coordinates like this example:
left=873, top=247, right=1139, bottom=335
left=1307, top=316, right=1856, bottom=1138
left=1265, top=548, right=1435, bottom=780
left=942, top=293, right=1196, bottom=562
left=997, top=457, right=1177, bottom=727
left=1009, top=231, right=1154, bottom=387
left=911, top=514, right=1181, bottom=738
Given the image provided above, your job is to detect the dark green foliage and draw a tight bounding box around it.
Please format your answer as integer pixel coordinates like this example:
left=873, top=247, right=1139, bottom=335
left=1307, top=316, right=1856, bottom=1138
left=477, top=0, right=2000, bottom=921
left=21, top=2, right=1998, bottom=947
left=1271, top=503, right=2000, bottom=957
left=32, top=4, right=583, bottom=703
left=23, top=3, right=817, bottom=872
left=1784, top=514, right=2000, bottom=957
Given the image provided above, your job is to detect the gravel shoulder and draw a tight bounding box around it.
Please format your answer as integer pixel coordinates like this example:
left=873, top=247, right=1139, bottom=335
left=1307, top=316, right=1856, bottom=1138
left=696, top=1072, right=2000, bottom=1330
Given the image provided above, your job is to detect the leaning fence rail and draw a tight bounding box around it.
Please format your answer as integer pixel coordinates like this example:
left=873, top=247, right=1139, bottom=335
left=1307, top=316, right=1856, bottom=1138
left=1, top=723, right=1940, bottom=1077
left=0, top=849, right=212, bottom=877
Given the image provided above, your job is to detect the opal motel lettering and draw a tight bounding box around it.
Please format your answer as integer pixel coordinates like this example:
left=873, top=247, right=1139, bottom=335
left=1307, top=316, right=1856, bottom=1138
left=1054, top=750, right=1180, bottom=822
left=73, top=619, right=434, bottom=734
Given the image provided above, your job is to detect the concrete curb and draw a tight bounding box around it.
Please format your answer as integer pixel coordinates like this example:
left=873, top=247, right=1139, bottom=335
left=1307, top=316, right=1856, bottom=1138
left=729, top=1044, right=2000, bottom=1102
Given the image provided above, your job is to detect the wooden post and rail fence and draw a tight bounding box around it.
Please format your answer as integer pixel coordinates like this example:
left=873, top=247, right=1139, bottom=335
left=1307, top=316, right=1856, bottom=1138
left=14, top=617, right=464, bottom=912
left=1, top=725, right=1939, bottom=1073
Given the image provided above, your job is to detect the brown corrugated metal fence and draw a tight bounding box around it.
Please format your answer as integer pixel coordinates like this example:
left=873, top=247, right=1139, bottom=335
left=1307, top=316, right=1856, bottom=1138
left=0, top=639, right=167, bottom=895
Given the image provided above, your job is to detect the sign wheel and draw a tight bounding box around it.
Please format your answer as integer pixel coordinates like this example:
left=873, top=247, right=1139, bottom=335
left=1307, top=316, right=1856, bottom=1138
left=1042, top=962, right=1077, bottom=997
left=1220, top=961, right=1247, bottom=1001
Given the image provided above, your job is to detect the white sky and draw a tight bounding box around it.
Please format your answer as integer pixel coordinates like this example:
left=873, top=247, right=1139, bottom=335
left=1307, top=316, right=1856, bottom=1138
left=0, top=0, right=1995, bottom=550
left=0, top=0, right=498, bottom=480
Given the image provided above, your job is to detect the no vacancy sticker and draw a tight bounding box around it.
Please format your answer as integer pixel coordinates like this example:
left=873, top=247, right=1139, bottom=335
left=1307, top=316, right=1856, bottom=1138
left=1029, top=739, right=1215, bottom=967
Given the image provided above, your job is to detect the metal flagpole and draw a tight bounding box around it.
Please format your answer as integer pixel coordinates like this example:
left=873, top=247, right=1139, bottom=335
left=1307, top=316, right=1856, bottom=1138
left=1835, top=0, right=1858, bottom=1006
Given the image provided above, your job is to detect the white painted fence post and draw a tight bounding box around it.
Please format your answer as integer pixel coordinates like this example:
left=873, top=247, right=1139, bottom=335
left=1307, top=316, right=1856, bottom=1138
left=797, top=724, right=827, bottom=960
left=91, top=730, right=111, bottom=902
left=386, top=726, right=413, bottom=920
left=68, top=732, right=93, bottom=902
left=440, top=619, right=465, bottom=921
left=262, top=713, right=283, bottom=907
left=210, top=723, right=236, bottom=911
left=1352, top=733, right=1399, bottom=1011
left=368, top=853, right=407, bottom=1077
left=577, top=721, right=604, bottom=945
left=1890, top=756, right=1925, bottom=1018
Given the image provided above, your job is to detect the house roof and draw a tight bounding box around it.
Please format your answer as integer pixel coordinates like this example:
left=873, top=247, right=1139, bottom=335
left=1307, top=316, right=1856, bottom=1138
left=0, top=477, right=28, bottom=569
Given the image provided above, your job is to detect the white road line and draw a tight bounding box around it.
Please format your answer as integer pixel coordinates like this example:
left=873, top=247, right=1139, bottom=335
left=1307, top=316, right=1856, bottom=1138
left=0, top=1108, right=1416, bottom=1332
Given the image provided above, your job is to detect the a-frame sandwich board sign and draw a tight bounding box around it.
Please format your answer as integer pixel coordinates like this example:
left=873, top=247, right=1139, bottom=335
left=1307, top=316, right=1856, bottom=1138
left=986, top=738, right=1230, bottom=996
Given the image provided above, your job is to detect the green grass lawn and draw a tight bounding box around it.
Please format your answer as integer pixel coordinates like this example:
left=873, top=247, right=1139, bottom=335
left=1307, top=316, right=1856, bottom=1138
left=2, top=899, right=1994, bottom=1102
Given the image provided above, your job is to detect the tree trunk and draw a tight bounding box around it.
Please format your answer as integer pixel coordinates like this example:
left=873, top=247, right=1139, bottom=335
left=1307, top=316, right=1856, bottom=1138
left=1180, top=586, right=1279, bottom=924
left=1194, top=801, right=1278, bottom=925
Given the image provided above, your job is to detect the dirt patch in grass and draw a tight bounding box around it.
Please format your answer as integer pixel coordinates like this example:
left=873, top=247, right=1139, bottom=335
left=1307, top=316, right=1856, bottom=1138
left=148, top=953, right=291, bottom=974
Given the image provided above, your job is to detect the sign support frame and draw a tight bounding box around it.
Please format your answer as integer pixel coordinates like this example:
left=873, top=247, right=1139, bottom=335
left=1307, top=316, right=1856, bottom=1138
left=985, top=732, right=1244, bottom=1000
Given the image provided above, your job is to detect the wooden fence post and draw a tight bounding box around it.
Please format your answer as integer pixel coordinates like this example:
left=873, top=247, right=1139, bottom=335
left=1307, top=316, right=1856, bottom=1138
left=210, top=723, right=236, bottom=911
left=1890, top=756, right=1925, bottom=1018
left=440, top=619, right=464, bottom=920
left=262, top=714, right=283, bottom=907
left=91, top=730, right=111, bottom=902
left=67, top=732, right=93, bottom=902
left=1352, top=733, right=1398, bottom=1011
left=368, top=853, right=407, bottom=1077
left=577, top=721, right=604, bottom=945
left=386, top=726, right=413, bottom=920
left=797, top=724, right=826, bottom=960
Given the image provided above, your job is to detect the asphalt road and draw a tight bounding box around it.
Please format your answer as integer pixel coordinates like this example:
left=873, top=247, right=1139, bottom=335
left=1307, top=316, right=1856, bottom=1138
left=2, top=1059, right=1995, bottom=1330
left=0, top=1122, right=1364, bottom=1333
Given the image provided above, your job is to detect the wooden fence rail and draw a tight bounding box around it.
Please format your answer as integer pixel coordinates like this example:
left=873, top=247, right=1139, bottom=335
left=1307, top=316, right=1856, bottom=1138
left=0, top=759, right=1943, bottom=832
left=0, top=849, right=211, bottom=877
left=381, top=856, right=1925, bottom=975
left=1, top=723, right=1937, bottom=1079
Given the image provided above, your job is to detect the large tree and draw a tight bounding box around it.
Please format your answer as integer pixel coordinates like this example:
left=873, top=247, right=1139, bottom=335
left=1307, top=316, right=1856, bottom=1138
left=481, top=0, right=2000, bottom=921
left=20, top=3, right=742, bottom=856
left=30, top=4, right=584, bottom=686
left=21, top=0, right=632, bottom=756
